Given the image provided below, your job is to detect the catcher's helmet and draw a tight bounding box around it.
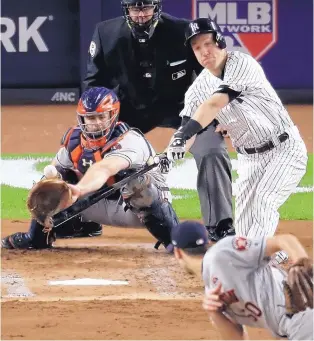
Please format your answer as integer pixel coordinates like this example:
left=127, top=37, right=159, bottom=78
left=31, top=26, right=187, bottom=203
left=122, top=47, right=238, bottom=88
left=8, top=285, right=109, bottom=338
left=76, top=87, right=120, bottom=147
left=185, top=18, right=226, bottom=49
left=121, top=0, right=162, bottom=42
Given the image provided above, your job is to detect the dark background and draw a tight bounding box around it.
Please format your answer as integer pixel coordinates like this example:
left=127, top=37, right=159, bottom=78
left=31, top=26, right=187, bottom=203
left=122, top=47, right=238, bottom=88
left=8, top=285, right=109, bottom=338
left=1, top=0, right=313, bottom=103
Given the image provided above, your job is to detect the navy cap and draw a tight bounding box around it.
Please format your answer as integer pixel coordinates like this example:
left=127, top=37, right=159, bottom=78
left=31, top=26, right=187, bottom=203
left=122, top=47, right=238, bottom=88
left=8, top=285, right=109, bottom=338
left=171, top=221, right=209, bottom=249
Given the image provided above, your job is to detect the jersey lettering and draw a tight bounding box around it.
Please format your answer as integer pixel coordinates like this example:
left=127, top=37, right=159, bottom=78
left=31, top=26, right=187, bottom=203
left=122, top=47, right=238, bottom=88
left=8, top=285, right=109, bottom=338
left=219, top=289, right=239, bottom=305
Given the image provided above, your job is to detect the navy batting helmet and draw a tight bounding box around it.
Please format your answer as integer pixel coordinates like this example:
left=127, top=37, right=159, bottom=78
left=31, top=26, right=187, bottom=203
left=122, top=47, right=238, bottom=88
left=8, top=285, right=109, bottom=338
left=185, top=18, right=226, bottom=49
left=77, top=87, right=120, bottom=147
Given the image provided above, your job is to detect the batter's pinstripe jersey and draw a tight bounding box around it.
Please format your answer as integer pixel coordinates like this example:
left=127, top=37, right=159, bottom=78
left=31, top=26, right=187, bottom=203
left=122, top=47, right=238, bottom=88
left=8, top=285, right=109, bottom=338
left=180, top=50, right=307, bottom=238
left=180, top=51, right=295, bottom=149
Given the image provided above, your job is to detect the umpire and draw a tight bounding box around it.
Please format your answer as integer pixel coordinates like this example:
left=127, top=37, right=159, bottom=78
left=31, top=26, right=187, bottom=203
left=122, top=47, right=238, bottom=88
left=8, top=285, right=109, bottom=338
left=83, top=0, right=235, bottom=241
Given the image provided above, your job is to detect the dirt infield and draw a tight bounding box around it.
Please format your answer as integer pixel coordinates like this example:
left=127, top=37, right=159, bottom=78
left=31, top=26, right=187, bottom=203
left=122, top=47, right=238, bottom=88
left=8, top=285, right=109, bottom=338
left=1, top=104, right=313, bottom=340
left=2, top=105, right=313, bottom=154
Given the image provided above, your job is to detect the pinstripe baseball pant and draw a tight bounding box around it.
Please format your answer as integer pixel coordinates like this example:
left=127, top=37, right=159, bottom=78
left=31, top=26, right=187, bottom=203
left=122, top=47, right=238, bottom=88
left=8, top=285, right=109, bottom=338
left=235, top=130, right=307, bottom=238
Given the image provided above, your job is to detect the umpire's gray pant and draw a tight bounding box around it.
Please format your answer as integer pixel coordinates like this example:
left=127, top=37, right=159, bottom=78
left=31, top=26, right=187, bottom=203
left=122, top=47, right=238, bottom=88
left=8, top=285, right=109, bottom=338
left=189, top=122, right=233, bottom=227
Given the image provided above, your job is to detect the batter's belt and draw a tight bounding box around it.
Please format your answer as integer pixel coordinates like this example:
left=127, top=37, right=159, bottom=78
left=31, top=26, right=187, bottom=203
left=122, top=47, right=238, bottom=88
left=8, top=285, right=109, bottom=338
left=236, top=132, right=289, bottom=155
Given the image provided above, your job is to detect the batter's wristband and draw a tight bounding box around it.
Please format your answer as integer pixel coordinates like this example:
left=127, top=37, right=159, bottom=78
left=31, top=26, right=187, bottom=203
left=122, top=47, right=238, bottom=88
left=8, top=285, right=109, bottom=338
left=181, top=116, right=190, bottom=126
left=180, top=118, right=203, bottom=140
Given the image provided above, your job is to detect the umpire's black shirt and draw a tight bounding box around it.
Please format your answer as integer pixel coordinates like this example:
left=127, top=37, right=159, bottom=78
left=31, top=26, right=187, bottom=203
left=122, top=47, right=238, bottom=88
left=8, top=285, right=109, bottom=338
left=83, top=13, right=202, bottom=133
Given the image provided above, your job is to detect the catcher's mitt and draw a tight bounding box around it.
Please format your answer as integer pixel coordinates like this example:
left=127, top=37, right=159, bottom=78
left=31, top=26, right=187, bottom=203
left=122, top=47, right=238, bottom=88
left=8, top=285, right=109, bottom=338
left=27, top=178, right=72, bottom=231
left=283, top=257, right=313, bottom=317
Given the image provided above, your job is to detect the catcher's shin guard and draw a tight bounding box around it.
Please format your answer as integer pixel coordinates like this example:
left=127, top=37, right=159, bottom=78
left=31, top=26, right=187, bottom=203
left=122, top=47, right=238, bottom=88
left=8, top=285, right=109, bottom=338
left=121, top=173, right=178, bottom=251
left=55, top=215, right=102, bottom=238
left=2, top=219, right=54, bottom=249
left=206, top=218, right=235, bottom=242
left=1, top=232, right=33, bottom=249
left=29, top=219, right=56, bottom=249
left=140, top=200, right=179, bottom=252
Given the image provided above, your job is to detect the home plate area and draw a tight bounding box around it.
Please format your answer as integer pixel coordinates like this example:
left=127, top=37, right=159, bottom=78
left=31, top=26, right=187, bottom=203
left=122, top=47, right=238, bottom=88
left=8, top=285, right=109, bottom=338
left=1, top=227, right=198, bottom=301
left=1, top=225, right=220, bottom=340
left=2, top=222, right=301, bottom=340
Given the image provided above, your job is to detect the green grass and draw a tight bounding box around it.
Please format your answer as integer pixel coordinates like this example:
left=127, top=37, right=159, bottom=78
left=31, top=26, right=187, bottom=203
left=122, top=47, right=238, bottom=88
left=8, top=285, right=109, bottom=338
left=278, top=192, right=313, bottom=220
left=172, top=191, right=313, bottom=220
left=35, top=160, right=51, bottom=172
left=1, top=153, right=54, bottom=159
left=1, top=185, right=31, bottom=219
left=171, top=189, right=201, bottom=219
left=3, top=186, right=312, bottom=220
left=299, top=154, right=313, bottom=186
left=1, top=153, right=313, bottom=220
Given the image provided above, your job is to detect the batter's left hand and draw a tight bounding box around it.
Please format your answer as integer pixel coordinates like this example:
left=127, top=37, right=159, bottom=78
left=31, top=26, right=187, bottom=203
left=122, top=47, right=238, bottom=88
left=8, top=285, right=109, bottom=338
left=167, top=131, right=186, bottom=161
left=215, top=124, right=229, bottom=138
left=157, top=153, right=173, bottom=174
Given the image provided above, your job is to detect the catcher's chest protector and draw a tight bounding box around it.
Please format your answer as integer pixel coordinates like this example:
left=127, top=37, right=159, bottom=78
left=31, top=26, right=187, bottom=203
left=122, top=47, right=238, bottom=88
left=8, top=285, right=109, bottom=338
left=65, top=123, right=129, bottom=183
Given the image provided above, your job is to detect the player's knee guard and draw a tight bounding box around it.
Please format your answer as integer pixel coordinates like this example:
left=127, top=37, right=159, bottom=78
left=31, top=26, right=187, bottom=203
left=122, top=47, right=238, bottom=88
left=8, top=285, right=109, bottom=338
left=121, top=174, right=156, bottom=209
left=121, top=176, right=178, bottom=250
left=140, top=200, right=179, bottom=252
left=121, top=174, right=178, bottom=251
left=206, top=218, right=235, bottom=242
left=30, top=219, right=56, bottom=249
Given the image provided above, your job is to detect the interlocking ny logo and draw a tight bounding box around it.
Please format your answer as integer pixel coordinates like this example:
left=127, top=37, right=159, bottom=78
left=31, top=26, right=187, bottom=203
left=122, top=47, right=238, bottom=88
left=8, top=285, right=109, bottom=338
left=190, top=22, right=199, bottom=33
left=82, top=159, right=93, bottom=167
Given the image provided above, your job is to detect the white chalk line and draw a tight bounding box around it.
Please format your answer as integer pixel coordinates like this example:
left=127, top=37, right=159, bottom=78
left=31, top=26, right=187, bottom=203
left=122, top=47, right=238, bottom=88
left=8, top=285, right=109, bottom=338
left=1, top=271, right=35, bottom=298
left=1, top=292, right=201, bottom=303
left=58, top=242, right=154, bottom=249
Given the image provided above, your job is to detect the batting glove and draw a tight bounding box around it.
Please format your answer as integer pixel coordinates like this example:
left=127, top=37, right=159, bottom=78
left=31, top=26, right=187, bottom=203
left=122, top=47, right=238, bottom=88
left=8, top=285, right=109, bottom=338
left=157, top=153, right=173, bottom=174
left=166, top=131, right=186, bottom=161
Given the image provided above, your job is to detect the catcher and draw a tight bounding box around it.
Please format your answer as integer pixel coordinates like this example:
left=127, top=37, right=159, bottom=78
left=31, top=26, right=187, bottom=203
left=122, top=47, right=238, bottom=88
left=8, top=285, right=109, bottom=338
left=171, top=221, right=313, bottom=340
left=2, top=87, right=177, bottom=251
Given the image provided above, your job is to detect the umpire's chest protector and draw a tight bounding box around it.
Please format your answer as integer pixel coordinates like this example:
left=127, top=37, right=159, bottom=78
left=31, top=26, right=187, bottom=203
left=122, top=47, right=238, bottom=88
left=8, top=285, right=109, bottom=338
left=95, top=14, right=197, bottom=106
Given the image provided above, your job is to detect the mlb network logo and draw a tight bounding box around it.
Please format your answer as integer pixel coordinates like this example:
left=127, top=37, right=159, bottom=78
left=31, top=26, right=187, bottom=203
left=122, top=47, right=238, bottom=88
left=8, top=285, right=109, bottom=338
left=192, top=0, right=277, bottom=60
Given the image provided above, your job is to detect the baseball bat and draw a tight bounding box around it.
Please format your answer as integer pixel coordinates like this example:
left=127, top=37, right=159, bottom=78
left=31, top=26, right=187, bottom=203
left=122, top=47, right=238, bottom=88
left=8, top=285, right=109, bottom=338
left=51, top=156, right=159, bottom=228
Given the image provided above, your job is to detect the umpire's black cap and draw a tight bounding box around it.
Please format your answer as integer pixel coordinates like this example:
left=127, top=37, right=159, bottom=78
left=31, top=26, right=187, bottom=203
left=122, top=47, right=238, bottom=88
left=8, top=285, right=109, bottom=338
left=171, top=221, right=209, bottom=249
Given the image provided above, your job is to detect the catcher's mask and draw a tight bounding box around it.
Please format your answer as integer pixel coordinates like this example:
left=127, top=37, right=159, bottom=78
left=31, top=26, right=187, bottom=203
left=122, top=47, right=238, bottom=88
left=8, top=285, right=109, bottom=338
left=121, top=0, right=162, bottom=43
left=77, top=87, right=120, bottom=148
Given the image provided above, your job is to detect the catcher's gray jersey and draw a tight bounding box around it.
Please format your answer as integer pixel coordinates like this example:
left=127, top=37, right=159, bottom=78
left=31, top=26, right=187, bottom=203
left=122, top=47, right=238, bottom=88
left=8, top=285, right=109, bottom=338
left=55, top=129, right=167, bottom=190
left=54, top=129, right=170, bottom=226
left=202, top=236, right=313, bottom=340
